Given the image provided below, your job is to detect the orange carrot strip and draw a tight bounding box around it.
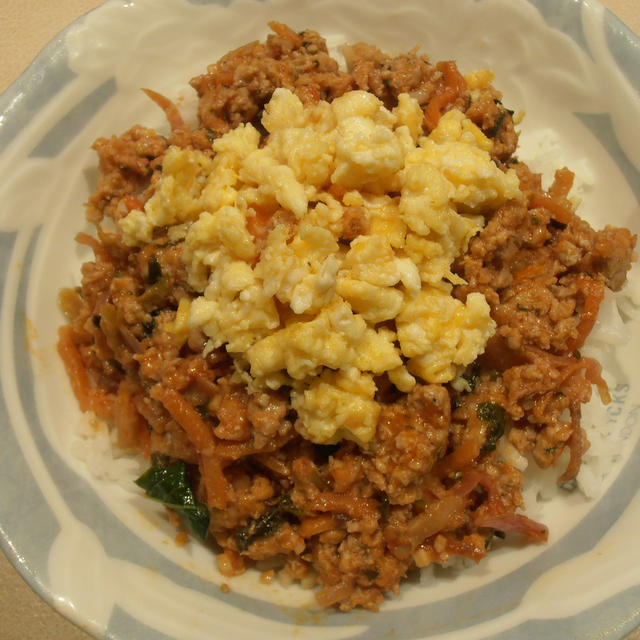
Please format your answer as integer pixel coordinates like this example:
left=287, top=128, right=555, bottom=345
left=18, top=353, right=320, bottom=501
left=308, top=493, right=378, bottom=520
left=566, top=277, right=605, bottom=353
left=215, top=431, right=296, bottom=461
left=327, top=183, right=348, bottom=202
left=151, top=386, right=228, bottom=508
left=122, top=195, right=144, bottom=212
left=201, top=454, right=229, bottom=510
left=152, top=386, right=216, bottom=454
left=548, top=167, right=575, bottom=199
left=425, top=61, right=466, bottom=130
left=513, top=262, right=546, bottom=283
left=75, top=232, right=112, bottom=263
left=57, top=326, right=111, bottom=418
left=557, top=408, right=587, bottom=484
left=425, top=87, right=456, bottom=130
left=529, top=193, right=573, bottom=224
left=582, top=356, right=611, bottom=404
left=245, top=204, right=274, bottom=242
left=142, top=88, right=185, bottom=131
left=299, top=514, right=338, bottom=538
left=113, top=381, right=145, bottom=450
left=268, top=21, right=303, bottom=48
left=438, top=60, right=466, bottom=94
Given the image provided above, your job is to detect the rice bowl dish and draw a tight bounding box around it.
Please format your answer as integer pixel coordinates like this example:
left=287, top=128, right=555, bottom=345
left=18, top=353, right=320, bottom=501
left=56, top=20, right=638, bottom=612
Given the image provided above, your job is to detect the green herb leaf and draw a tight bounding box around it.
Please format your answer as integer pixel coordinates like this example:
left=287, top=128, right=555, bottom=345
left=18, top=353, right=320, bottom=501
left=135, top=460, right=210, bottom=541
left=486, top=110, right=507, bottom=139
left=235, top=495, right=302, bottom=552
left=147, top=255, right=162, bottom=285
left=379, top=493, right=390, bottom=525
left=462, top=362, right=481, bottom=391
left=477, top=401, right=506, bottom=451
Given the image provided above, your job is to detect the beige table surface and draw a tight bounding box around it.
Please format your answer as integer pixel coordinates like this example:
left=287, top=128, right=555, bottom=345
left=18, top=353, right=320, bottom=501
left=1, top=1, right=639, bottom=639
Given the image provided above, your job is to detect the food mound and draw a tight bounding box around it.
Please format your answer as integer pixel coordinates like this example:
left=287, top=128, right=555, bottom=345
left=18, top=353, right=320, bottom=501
left=58, top=22, right=636, bottom=611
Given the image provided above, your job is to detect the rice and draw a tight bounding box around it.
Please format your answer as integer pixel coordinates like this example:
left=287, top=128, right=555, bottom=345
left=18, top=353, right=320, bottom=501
left=70, top=412, right=146, bottom=489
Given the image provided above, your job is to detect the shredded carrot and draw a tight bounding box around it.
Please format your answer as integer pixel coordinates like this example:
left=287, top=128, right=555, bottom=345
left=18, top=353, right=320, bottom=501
left=424, top=61, right=466, bottom=130
left=151, top=386, right=216, bottom=453
left=299, top=514, right=338, bottom=538
left=142, top=88, right=185, bottom=131
left=327, top=183, right=348, bottom=202
left=438, top=60, right=467, bottom=95
left=216, top=431, right=296, bottom=461
left=548, top=167, right=575, bottom=200
left=309, top=492, right=378, bottom=520
left=513, top=262, right=546, bottom=283
left=245, top=204, right=275, bottom=242
left=268, top=21, right=303, bottom=48
left=425, top=88, right=456, bottom=131
left=201, top=454, right=230, bottom=510
left=57, top=326, right=111, bottom=418
left=581, top=356, right=611, bottom=404
left=529, top=193, right=573, bottom=225
left=113, top=380, right=146, bottom=450
left=565, top=277, right=605, bottom=353
left=75, top=232, right=112, bottom=263
left=122, top=195, right=144, bottom=212
left=557, top=406, right=586, bottom=484
left=150, top=386, right=232, bottom=509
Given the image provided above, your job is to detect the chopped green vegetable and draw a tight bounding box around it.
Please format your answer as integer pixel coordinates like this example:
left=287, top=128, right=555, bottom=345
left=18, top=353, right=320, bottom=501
left=486, top=110, right=507, bottom=138
left=462, top=362, right=481, bottom=391
left=147, top=255, right=163, bottom=285
left=135, top=460, right=210, bottom=541
left=516, top=303, right=541, bottom=316
left=205, top=128, right=222, bottom=142
left=379, top=494, right=390, bottom=525
left=477, top=401, right=506, bottom=451
left=141, top=318, right=156, bottom=336
left=139, top=276, right=173, bottom=310
left=195, top=403, right=210, bottom=418
left=235, top=495, right=302, bottom=552
left=106, top=358, right=124, bottom=374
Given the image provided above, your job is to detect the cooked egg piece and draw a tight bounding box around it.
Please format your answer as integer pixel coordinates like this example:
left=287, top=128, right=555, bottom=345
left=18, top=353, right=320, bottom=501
left=130, top=87, right=518, bottom=444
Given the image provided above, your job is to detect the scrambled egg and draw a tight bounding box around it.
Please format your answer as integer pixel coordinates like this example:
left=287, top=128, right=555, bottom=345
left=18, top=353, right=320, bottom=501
left=119, top=86, right=522, bottom=445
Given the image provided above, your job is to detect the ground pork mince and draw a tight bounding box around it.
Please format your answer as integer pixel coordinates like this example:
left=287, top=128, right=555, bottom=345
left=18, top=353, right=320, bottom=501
left=58, top=22, right=636, bottom=612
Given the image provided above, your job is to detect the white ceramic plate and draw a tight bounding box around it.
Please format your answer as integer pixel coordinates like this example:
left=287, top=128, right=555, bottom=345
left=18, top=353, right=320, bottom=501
left=1, top=1, right=639, bottom=638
